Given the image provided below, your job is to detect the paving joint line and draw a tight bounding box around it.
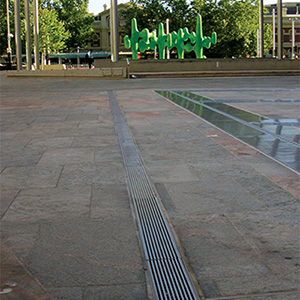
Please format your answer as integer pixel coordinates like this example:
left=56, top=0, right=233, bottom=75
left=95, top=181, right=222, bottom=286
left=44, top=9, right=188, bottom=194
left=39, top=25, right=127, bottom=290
left=207, top=289, right=300, bottom=300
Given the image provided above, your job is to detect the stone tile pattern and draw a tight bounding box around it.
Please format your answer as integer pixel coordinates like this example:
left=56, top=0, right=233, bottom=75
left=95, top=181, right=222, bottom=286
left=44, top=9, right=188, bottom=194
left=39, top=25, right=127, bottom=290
left=1, top=77, right=147, bottom=299
left=1, top=75, right=299, bottom=300
left=118, top=89, right=300, bottom=299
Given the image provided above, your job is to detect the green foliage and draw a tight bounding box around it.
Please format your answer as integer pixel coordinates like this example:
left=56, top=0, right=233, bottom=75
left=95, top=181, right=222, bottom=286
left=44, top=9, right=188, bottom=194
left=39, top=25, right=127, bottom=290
left=191, top=0, right=272, bottom=57
left=39, top=6, right=70, bottom=53
left=123, top=0, right=272, bottom=58
left=0, top=0, right=26, bottom=56
left=0, top=0, right=94, bottom=57
left=0, top=0, right=10, bottom=55
left=52, top=0, right=94, bottom=50
left=122, top=0, right=192, bottom=35
left=164, top=0, right=193, bottom=31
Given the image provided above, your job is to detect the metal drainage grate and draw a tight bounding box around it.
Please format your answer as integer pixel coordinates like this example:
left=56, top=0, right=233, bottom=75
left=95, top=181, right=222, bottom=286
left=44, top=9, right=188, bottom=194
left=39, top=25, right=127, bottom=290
left=108, top=91, right=200, bottom=300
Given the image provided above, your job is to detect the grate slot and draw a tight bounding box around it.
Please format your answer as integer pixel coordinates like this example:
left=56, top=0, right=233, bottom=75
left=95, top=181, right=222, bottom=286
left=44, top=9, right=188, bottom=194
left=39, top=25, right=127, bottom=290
left=138, top=197, right=175, bottom=260
left=141, top=198, right=178, bottom=258
left=130, top=167, right=179, bottom=260
left=108, top=91, right=199, bottom=300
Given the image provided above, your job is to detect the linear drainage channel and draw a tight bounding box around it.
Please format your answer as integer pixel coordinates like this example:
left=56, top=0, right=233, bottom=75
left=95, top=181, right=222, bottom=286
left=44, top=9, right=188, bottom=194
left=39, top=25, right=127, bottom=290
left=156, top=90, right=300, bottom=173
left=108, top=91, right=200, bottom=300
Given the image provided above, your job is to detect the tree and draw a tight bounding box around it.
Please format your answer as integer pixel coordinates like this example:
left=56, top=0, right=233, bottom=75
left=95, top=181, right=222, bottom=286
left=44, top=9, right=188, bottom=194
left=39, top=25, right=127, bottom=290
left=1, top=0, right=9, bottom=55
left=1, top=0, right=89, bottom=57
left=122, top=0, right=192, bottom=35
left=123, top=0, right=272, bottom=58
left=52, top=0, right=94, bottom=50
left=191, top=0, right=272, bottom=57
left=39, top=6, right=70, bottom=54
left=164, top=0, right=193, bottom=31
left=0, top=0, right=26, bottom=56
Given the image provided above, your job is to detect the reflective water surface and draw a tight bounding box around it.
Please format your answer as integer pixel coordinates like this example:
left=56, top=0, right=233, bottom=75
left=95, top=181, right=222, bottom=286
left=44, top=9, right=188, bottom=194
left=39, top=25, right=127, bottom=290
left=156, top=90, right=300, bottom=172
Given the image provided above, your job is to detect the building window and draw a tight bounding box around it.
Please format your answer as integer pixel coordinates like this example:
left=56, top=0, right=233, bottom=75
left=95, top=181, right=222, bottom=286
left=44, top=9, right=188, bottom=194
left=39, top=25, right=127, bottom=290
left=92, top=34, right=100, bottom=47
left=120, top=35, right=124, bottom=45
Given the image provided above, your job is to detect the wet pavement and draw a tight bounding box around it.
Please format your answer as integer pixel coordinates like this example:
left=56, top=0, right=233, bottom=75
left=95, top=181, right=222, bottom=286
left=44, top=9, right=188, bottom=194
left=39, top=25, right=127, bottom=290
left=0, top=73, right=299, bottom=300
left=157, top=91, right=300, bottom=172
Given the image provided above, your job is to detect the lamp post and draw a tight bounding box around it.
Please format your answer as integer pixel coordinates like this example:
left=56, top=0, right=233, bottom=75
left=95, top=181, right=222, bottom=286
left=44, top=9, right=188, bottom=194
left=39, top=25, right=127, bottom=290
left=257, top=28, right=260, bottom=57
left=259, top=0, right=264, bottom=58
left=6, top=0, right=12, bottom=69
left=24, top=0, right=32, bottom=70
left=272, top=8, right=276, bottom=57
left=14, top=0, right=22, bottom=70
left=154, top=29, right=157, bottom=59
left=77, top=46, right=80, bottom=68
left=277, top=0, right=283, bottom=59
left=166, top=19, right=170, bottom=59
left=289, top=17, right=298, bottom=59
left=33, top=0, right=39, bottom=70
left=110, top=0, right=119, bottom=62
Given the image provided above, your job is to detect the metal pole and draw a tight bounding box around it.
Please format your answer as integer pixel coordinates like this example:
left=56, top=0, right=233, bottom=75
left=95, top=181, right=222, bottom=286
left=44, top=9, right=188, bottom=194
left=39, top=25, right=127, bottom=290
left=277, top=0, right=283, bottom=59
left=289, top=18, right=297, bottom=59
left=77, top=46, right=80, bottom=68
left=14, top=0, right=22, bottom=70
left=154, top=29, right=157, bottom=59
left=273, top=8, right=276, bottom=57
left=6, top=0, right=12, bottom=69
left=259, top=0, right=264, bottom=58
left=166, top=18, right=170, bottom=59
left=257, top=28, right=260, bottom=57
left=24, top=0, right=32, bottom=70
left=33, top=0, right=39, bottom=69
left=110, top=0, right=119, bottom=62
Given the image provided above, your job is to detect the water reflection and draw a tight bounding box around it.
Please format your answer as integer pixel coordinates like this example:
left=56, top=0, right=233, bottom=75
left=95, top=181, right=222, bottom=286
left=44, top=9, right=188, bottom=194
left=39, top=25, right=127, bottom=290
left=156, top=90, right=300, bottom=172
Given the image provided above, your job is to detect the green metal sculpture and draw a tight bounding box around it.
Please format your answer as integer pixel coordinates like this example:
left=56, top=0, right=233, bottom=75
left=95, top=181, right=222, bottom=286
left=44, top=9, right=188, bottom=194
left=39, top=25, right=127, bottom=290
left=124, top=14, right=217, bottom=60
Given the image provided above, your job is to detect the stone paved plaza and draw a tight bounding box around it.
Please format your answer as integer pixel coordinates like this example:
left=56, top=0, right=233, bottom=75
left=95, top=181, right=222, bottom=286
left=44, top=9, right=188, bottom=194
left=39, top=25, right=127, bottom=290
left=0, top=73, right=299, bottom=300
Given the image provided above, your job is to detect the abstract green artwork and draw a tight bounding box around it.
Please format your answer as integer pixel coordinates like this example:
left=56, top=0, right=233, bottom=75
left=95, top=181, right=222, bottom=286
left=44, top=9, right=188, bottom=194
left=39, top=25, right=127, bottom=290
left=124, top=14, right=217, bottom=60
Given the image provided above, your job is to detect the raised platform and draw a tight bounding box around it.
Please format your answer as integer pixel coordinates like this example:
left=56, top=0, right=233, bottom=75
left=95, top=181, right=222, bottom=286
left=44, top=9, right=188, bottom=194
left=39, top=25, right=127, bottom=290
left=130, top=69, right=300, bottom=78
left=5, top=59, right=300, bottom=79
left=5, top=67, right=127, bottom=78
left=95, top=57, right=300, bottom=73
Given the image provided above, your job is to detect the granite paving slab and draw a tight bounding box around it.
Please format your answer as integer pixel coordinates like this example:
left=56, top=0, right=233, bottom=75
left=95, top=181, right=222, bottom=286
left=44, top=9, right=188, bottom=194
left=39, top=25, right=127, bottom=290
left=2, top=186, right=91, bottom=222
left=71, top=135, right=118, bottom=147
left=83, top=284, right=148, bottom=300
left=0, top=242, right=53, bottom=300
left=0, top=189, right=20, bottom=219
left=57, top=161, right=125, bottom=187
left=0, top=166, right=63, bottom=189
left=18, top=217, right=146, bottom=287
left=25, top=137, right=74, bottom=151
left=38, top=147, right=95, bottom=165
left=0, top=149, right=44, bottom=168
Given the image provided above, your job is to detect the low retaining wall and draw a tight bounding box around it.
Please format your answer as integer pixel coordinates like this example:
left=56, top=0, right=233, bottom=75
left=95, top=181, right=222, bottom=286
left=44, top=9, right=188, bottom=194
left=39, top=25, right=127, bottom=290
left=5, top=67, right=127, bottom=78
left=95, top=58, right=300, bottom=73
left=5, top=59, right=299, bottom=78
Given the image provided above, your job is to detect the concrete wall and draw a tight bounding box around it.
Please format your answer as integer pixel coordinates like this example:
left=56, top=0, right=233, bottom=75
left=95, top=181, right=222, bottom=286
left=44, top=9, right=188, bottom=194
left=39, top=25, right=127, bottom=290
left=6, top=67, right=127, bottom=78
left=94, top=58, right=300, bottom=73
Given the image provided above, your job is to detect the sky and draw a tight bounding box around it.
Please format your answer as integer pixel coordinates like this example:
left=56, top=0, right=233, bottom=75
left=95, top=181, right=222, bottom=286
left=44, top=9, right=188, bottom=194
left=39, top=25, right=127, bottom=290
left=88, top=0, right=128, bottom=15
left=88, top=0, right=299, bottom=15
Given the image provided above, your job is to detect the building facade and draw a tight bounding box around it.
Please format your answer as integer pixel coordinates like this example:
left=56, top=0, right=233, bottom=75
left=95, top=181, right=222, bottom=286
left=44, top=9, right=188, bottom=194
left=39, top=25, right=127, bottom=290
left=264, top=2, right=300, bottom=58
left=88, top=3, right=130, bottom=54
left=89, top=1, right=299, bottom=59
